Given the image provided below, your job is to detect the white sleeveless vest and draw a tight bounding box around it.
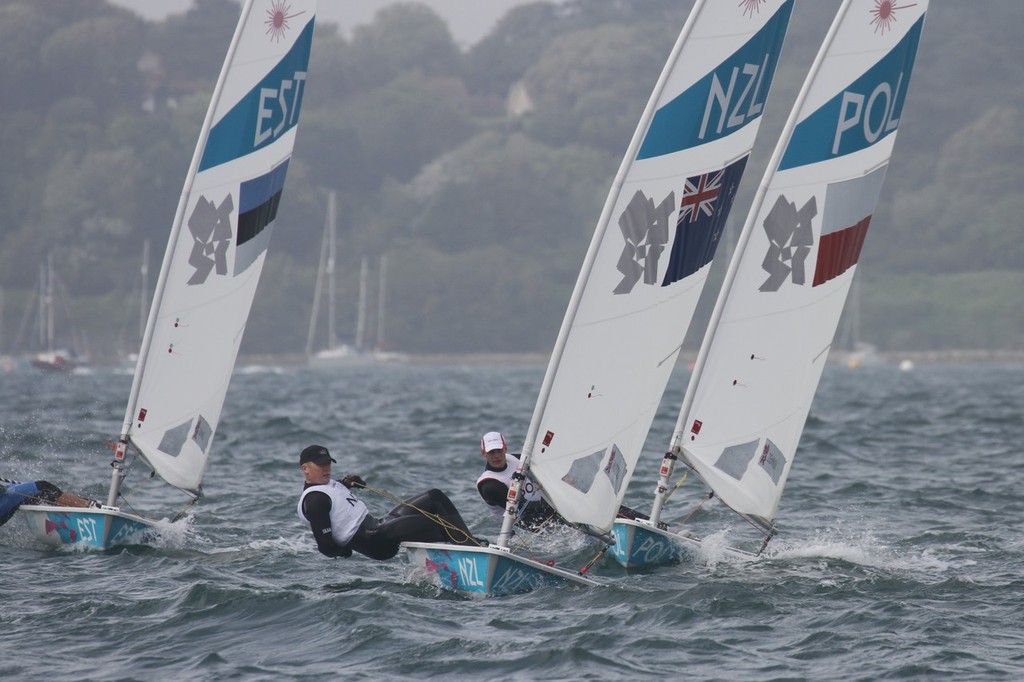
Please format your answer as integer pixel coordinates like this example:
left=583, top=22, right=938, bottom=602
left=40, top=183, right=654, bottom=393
left=476, top=453, right=543, bottom=504
left=297, top=479, right=369, bottom=545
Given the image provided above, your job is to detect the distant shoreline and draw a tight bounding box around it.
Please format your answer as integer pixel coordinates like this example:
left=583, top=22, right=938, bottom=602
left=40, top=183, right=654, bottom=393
left=5, top=349, right=1023, bottom=373
left=237, top=348, right=1024, bottom=368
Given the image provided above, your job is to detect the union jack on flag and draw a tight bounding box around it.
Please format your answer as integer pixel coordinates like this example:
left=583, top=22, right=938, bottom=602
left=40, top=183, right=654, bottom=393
left=661, top=155, right=748, bottom=285
left=679, top=170, right=726, bottom=224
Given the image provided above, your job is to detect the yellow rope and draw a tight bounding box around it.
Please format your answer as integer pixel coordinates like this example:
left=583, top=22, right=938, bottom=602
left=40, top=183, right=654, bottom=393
left=579, top=543, right=609, bottom=576
left=358, top=484, right=485, bottom=547
left=662, top=470, right=688, bottom=505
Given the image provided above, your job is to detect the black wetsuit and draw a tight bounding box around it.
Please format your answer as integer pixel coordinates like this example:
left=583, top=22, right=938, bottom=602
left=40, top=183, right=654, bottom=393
left=477, top=476, right=564, bottom=530
left=477, top=471, right=651, bottom=530
left=301, top=486, right=477, bottom=560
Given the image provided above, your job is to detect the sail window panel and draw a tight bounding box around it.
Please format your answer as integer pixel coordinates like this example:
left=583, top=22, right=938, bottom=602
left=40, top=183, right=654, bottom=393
left=758, top=438, right=786, bottom=485
left=713, top=439, right=760, bottom=481
left=560, top=449, right=605, bottom=494
left=157, top=421, right=192, bottom=458
left=191, top=415, right=213, bottom=454
left=604, top=445, right=628, bottom=494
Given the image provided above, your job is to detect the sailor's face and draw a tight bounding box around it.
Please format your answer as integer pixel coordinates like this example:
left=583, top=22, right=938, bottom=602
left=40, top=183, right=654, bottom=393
left=483, top=448, right=507, bottom=468
left=302, top=460, right=332, bottom=485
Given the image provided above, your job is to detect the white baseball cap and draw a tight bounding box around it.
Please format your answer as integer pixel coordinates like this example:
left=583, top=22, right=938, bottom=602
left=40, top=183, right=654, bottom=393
left=481, top=431, right=506, bottom=453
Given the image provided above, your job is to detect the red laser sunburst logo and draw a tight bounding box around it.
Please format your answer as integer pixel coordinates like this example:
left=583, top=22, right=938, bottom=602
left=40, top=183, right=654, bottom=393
left=869, top=0, right=916, bottom=35
left=265, top=0, right=305, bottom=43
left=739, top=0, right=767, bottom=17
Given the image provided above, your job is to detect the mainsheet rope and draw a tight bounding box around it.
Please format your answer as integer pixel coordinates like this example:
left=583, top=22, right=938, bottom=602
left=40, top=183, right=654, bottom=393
left=356, top=483, right=487, bottom=547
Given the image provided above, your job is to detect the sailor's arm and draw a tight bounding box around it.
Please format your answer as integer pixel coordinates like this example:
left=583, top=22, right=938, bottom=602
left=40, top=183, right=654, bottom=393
left=302, top=491, right=352, bottom=558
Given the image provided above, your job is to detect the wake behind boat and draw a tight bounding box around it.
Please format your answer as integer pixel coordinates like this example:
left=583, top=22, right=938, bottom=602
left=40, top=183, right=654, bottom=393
left=612, top=0, right=931, bottom=568
left=18, top=0, right=318, bottom=549
left=404, top=0, right=794, bottom=596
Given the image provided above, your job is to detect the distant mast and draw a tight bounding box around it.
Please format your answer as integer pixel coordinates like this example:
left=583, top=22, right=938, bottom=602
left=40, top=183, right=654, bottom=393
left=355, top=256, right=368, bottom=352
left=327, top=190, right=338, bottom=351
left=376, top=253, right=388, bottom=351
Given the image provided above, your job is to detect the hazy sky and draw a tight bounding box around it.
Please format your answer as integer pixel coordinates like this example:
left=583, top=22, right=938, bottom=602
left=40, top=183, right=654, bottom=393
left=109, top=0, right=537, bottom=47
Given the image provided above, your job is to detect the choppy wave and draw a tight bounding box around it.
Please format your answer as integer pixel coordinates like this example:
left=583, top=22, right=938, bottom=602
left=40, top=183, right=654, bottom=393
left=2, top=363, right=1023, bottom=680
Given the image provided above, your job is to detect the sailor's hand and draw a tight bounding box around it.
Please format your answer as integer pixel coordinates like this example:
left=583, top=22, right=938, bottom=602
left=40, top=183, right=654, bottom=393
left=342, top=474, right=366, bottom=489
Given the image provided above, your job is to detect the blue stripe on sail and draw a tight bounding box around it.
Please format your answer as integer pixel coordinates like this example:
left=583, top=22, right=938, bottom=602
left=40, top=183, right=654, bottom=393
left=661, top=155, right=747, bottom=285
left=636, top=0, right=792, bottom=160
left=199, top=19, right=315, bottom=172
left=778, top=17, right=924, bottom=171
left=234, top=159, right=289, bottom=274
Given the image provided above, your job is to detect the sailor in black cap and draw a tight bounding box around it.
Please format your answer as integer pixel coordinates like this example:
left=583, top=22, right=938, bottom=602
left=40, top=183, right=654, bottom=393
left=297, top=444, right=481, bottom=560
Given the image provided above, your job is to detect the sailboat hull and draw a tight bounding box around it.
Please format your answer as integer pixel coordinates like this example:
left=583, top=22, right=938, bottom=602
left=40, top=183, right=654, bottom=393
left=403, top=542, right=600, bottom=597
left=29, top=351, right=78, bottom=372
left=20, top=505, right=158, bottom=550
left=610, top=518, right=755, bottom=568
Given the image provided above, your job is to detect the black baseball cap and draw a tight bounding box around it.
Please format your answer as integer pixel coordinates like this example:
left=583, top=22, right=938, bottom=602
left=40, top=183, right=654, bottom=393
left=299, top=444, right=336, bottom=466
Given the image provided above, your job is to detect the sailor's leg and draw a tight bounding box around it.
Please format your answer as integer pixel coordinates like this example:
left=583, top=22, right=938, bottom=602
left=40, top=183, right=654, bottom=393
left=0, top=481, right=48, bottom=525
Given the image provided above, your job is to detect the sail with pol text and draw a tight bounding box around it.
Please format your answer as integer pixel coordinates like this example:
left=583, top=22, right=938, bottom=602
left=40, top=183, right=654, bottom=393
left=16, top=0, right=318, bottom=549
left=612, top=0, right=929, bottom=568
left=404, top=0, right=794, bottom=596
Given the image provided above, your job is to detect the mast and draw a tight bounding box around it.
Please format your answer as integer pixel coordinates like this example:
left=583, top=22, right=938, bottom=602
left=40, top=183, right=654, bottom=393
left=36, top=263, right=46, bottom=351
left=139, top=239, right=150, bottom=343
left=305, top=191, right=331, bottom=356
left=355, top=256, right=368, bottom=352
left=375, top=253, right=387, bottom=351
left=326, top=190, right=338, bottom=350
left=44, top=254, right=55, bottom=352
left=107, top=0, right=259, bottom=508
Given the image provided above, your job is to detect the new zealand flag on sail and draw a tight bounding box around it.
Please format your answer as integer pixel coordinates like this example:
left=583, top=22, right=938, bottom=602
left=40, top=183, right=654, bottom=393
left=661, top=155, right=748, bottom=286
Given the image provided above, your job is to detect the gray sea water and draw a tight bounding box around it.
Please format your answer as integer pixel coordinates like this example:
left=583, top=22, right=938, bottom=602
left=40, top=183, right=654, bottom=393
left=1, top=360, right=1022, bottom=680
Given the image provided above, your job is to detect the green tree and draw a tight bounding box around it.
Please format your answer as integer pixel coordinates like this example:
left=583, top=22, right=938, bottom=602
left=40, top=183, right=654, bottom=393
left=868, top=106, right=1024, bottom=274
left=150, top=0, right=241, bottom=93
left=40, top=14, right=146, bottom=115
left=0, top=2, right=62, bottom=110
left=464, top=2, right=571, bottom=97
left=405, top=131, right=611, bottom=264
left=520, top=23, right=675, bottom=154
left=344, top=3, right=461, bottom=91
left=39, top=146, right=142, bottom=292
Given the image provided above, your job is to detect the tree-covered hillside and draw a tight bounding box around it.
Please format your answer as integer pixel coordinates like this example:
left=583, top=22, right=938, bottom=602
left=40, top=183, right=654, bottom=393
left=0, top=0, right=1020, bottom=359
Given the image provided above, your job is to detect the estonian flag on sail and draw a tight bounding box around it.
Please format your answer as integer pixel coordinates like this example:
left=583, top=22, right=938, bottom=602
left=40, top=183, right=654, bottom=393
left=234, top=159, right=290, bottom=275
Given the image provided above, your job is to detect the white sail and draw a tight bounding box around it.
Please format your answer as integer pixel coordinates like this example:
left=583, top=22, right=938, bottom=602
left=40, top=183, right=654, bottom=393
left=522, top=0, right=795, bottom=533
left=122, top=0, right=318, bottom=494
left=674, top=0, right=929, bottom=532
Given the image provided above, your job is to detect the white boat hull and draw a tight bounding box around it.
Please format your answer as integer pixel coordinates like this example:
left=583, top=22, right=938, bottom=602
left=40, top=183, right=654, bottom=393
left=403, top=542, right=601, bottom=597
left=20, top=505, right=159, bottom=550
left=610, top=518, right=755, bottom=568
left=30, top=350, right=80, bottom=372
